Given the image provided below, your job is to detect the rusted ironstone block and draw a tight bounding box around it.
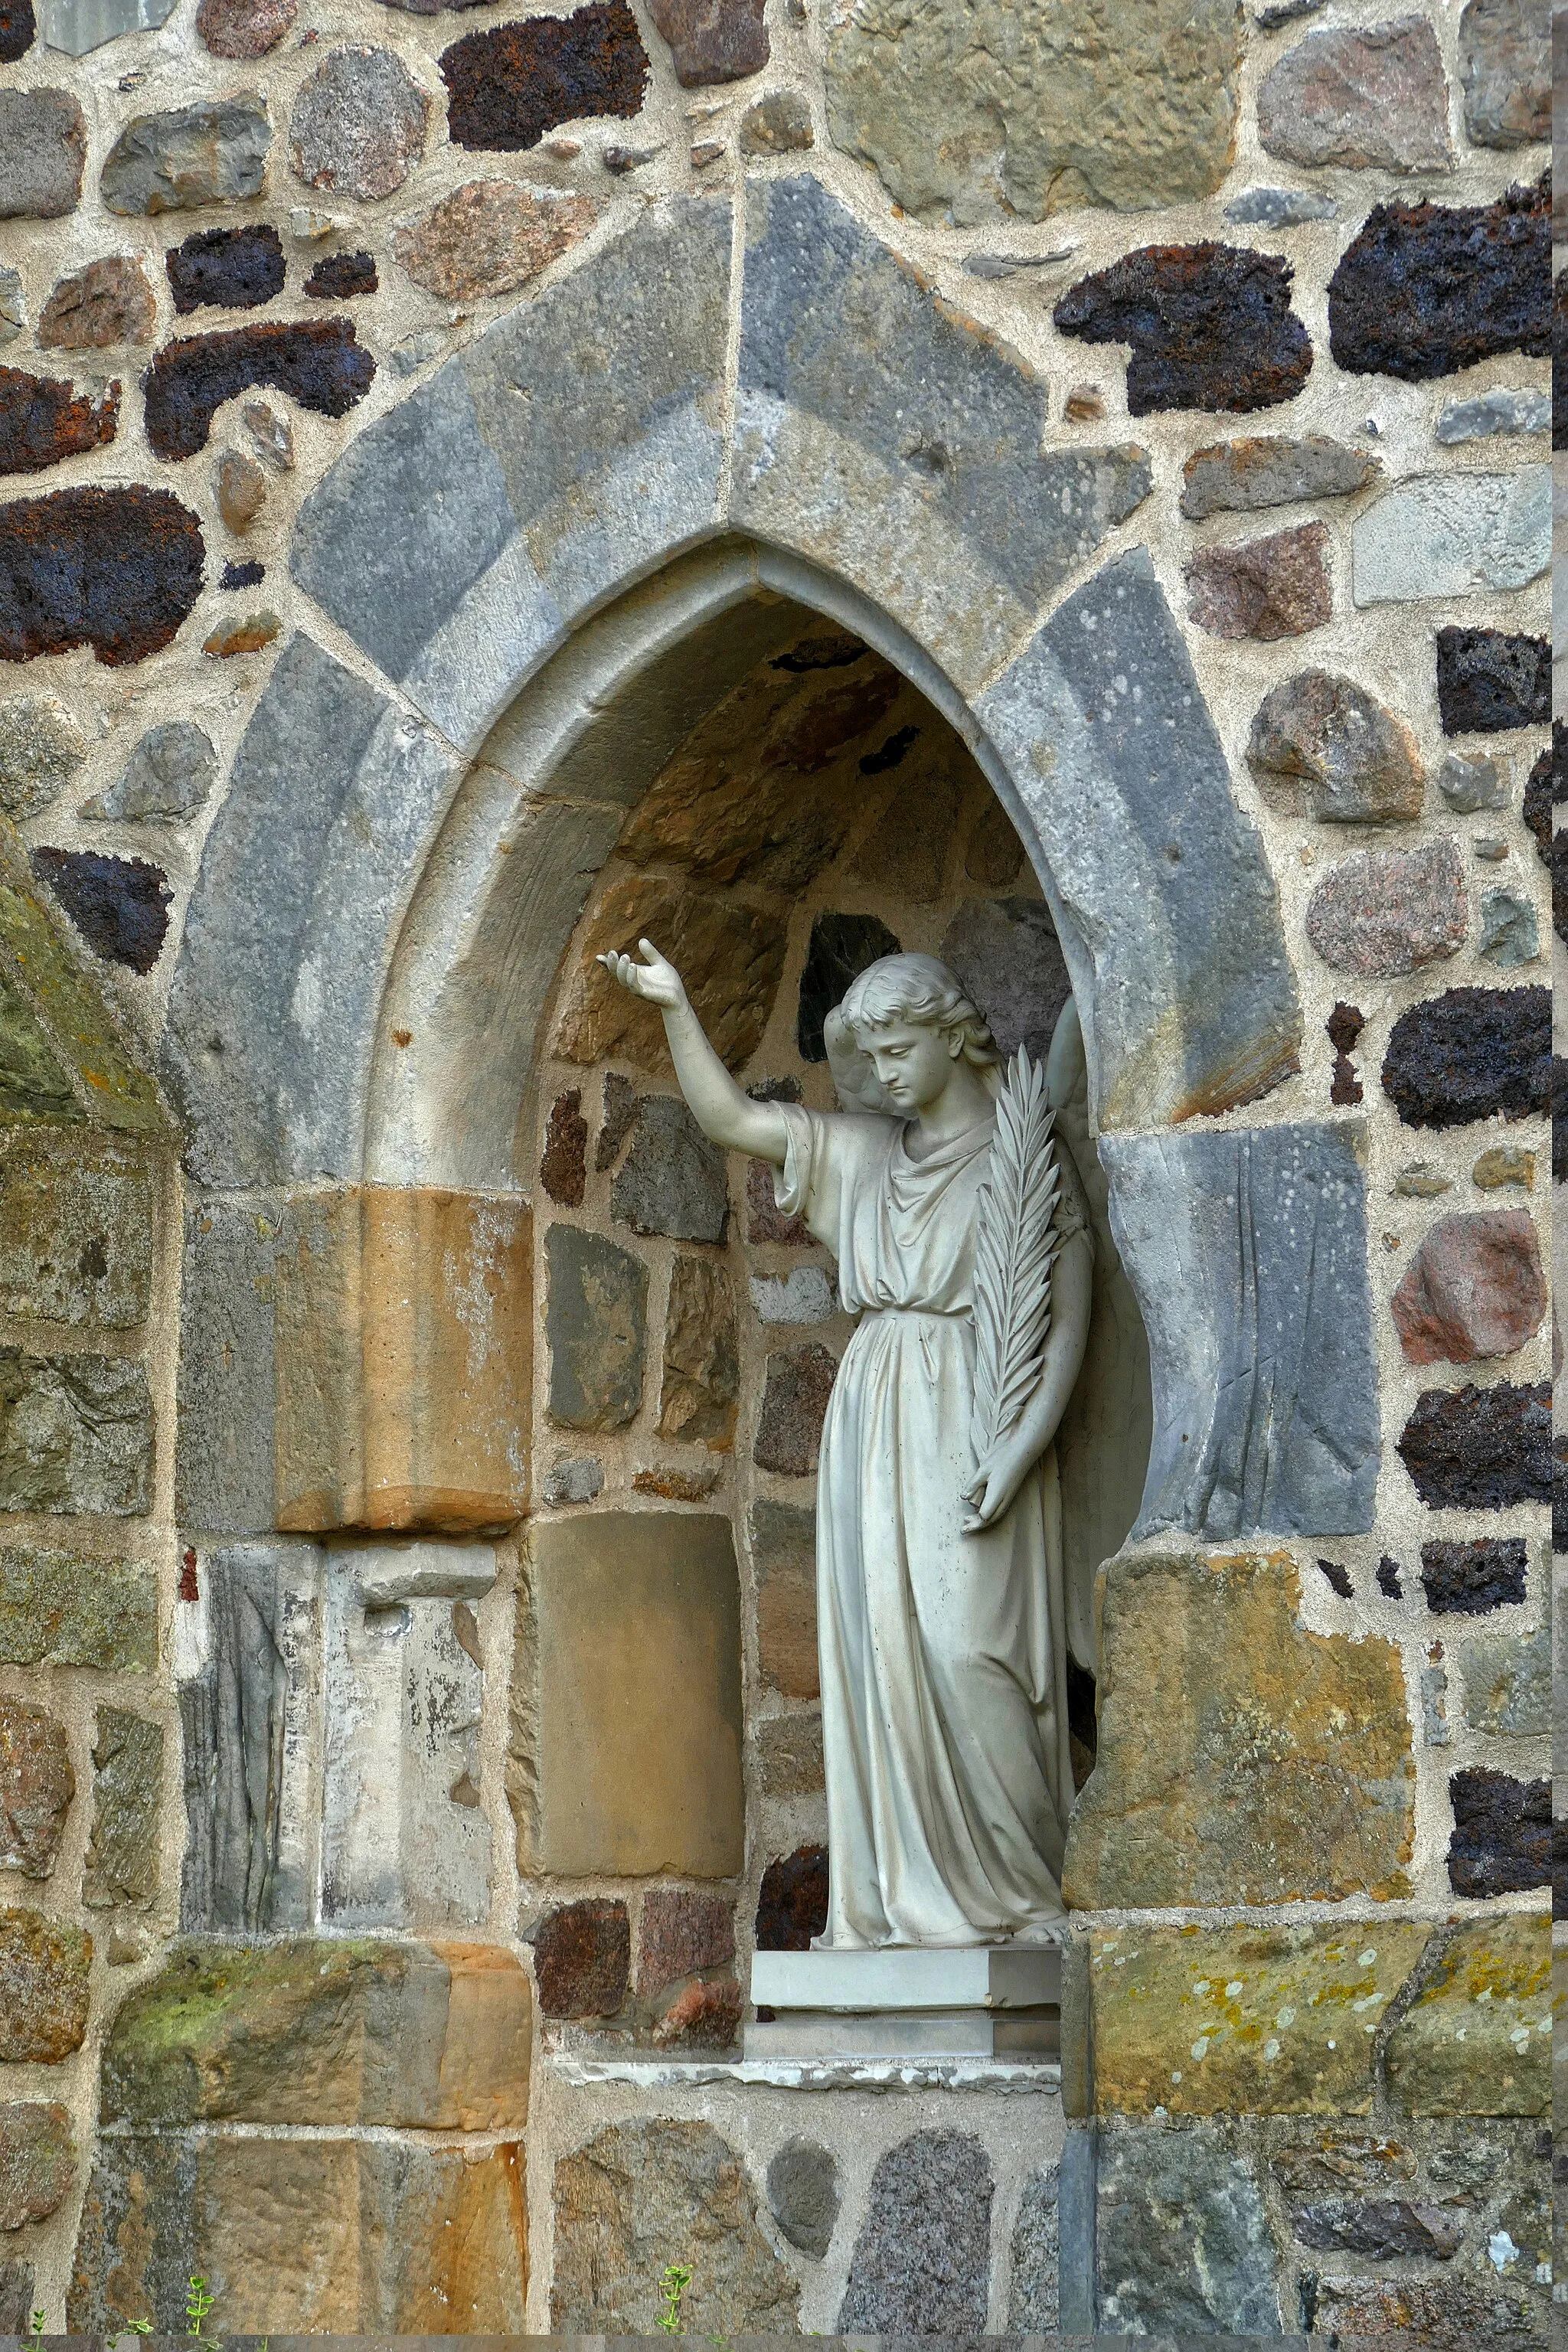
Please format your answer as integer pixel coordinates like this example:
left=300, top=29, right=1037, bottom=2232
left=1055, top=243, right=1313, bottom=414
left=441, top=1, right=649, bottom=151
left=0, top=366, right=118, bottom=475
left=1328, top=177, right=1550, bottom=382
left=143, top=318, right=374, bottom=460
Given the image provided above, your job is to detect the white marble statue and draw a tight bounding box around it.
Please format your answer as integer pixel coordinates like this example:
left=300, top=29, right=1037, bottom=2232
left=599, top=940, right=1093, bottom=1948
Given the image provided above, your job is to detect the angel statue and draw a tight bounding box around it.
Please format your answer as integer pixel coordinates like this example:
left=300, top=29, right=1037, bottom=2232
left=599, top=939, right=1093, bottom=1949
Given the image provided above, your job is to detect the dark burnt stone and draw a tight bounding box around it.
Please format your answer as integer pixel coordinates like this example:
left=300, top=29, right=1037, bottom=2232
left=1327, top=999, right=1364, bottom=1106
left=0, top=0, right=34, bottom=60
left=1419, top=1536, right=1528, bottom=1615
left=304, top=250, right=377, bottom=299
left=219, top=559, right=264, bottom=588
left=1328, top=177, right=1550, bottom=382
left=1316, top=1557, right=1353, bottom=1599
left=0, top=367, right=118, bottom=476
left=0, top=486, right=204, bottom=666
left=143, top=319, right=374, bottom=462
left=1447, top=1766, right=1550, bottom=1898
left=541, top=1087, right=587, bottom=1206
left=1398, top=1381, right=1550, bottom=1511
left=1520, top=728, right=1561, bottom=851
left=1555, top=1433, right=1567, bottom=1555
left=859, top=724, right=920, bottom=776
left=797, top=909, right=901, bottom=1063
left=1054, top=243, right=1313, bottom=415
left=441, top=0, right=650, bottom=152
left=165, top=224, right=285, bottom=317
left=1292, top=2199, right=1465, bottom=2259
left=31, top=848, right=172, bottom=974
left=1376, top=1555, right=1403, bottom=1599
left=1555, top=271, right=1566, bottom=452
left=1380, top=985, right=1550, bottom=1128
left=755, top=1844, right=828, bottom=1951
left=533, top=1896, right=629, bottom=2017
left=1554, top=1818, right=1567, bottom=1920
left=771, top=632, right=866, bottom=673
left=1436, top=626, right=1550, bottom=735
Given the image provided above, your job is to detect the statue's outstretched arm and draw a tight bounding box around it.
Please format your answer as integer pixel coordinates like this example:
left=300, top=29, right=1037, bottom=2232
left=598, top=939, right=790, bottom=1166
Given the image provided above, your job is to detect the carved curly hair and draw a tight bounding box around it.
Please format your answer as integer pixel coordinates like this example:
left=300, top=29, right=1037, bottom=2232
left=838, top=952, right=1002, bottom=1070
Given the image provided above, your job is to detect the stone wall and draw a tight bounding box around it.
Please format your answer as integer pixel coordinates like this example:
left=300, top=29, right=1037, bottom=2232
left=0, top=0, right=1555, bottom=2331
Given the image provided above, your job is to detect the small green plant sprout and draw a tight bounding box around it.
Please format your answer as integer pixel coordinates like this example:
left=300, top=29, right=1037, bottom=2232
left=125, top=2327, right=154, bottom=2341
left=655, top=2261, right=693, bottom=2335
left=27, top=2311, right=42, bottom=2340
left=185, top=2275, right=216, bottom=2336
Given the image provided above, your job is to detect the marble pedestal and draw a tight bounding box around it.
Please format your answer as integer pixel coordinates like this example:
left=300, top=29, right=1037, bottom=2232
left=747, top=1944, right=1062, bottom=2059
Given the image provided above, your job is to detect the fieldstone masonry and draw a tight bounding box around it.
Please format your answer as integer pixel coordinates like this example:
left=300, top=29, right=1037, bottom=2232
left=0, top=0, right=1548, bottom=2330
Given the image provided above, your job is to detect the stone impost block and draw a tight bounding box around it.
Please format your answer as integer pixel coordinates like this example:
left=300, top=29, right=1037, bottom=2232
left=1089, top=1919, right=1434, bottom=2118
left=273, top=1184, right=531, bottom=1534
left=1064, top=1551, right=1413, bottom=1909
left=70, top=2129, right=526, bottom=2333
left=1384, top=1916, right=1550, bottom=2117
left=978, top=550, right=1301, bottom=1130
left=737, top=176, right=1153, bottom=698
left=1103, top=1122, right=1380, bottom=1540
left=102, top=1936, right=530, bottom=2129
left=510, top=1511, right=743, bottom=1877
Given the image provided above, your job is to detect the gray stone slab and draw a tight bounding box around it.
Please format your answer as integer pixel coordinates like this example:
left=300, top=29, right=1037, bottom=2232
left=174, top=1191, right=283, bottom=1536
left=81, top=1706, right=162, bottom=1910
left=162, top=635, right=461, bottom=1188
left=0, top=1348, right=153, bottom=1517
left=737, top=175, right=1152, bottom=696
left=38, top=0, right=178, bottom=55
left=977, top=547, right=1302, bottom=1131
left=100, top=98, right=270, bottom=216
left=177, top=1538, right=322, bottom=1935
left=1102, top=1121, right=1380, bottom=1541
left=0, top=90, right=87, bottom=220
left=1097, top=2122, right=1282, bottom=2336
left=1352, top=467, right=1550, bottom=605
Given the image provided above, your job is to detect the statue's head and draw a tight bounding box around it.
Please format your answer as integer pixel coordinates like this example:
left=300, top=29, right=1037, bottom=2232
left=830, top=953, right=1001, bottom=1116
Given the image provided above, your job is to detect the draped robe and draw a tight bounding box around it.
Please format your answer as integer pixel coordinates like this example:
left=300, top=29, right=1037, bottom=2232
left=773, top=1102, right=1089, bottom=1949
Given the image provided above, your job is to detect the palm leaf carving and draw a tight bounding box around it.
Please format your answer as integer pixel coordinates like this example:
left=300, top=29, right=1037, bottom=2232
left=969, top=1046, right=1062, bottom=1472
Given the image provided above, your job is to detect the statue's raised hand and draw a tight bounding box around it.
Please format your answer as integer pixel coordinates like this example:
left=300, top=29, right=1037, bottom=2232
left=597, top=938, right=688, bottom=1010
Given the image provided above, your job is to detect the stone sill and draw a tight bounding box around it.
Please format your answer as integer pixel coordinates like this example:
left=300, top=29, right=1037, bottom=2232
left=546, top=2053, right=1063, bottom=2094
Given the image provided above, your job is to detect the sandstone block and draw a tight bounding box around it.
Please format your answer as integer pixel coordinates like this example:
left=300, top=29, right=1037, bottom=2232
left=1461, top=1620, right=1550, bottom=1736
left=1328, top=180, right=1549, bottom=384
left=823, top=0, right=1243, bottom=224
left=766, top=2137, right=839, bottom=2259
left=657, top=1254, right=738, bottom=1446
left=274, top=1186, right=531, bottom=1532
left=1090, top=1919, right=1433, bottom=2118
left=102, top=1938, right=530, bottom=2128
left=534, top=1898, right=629, bottom=2017
left=555, top=874, right=789, bottom=1073
left=0, top=2102, right=73, bottom=2229
left=754, top=1342, right=837, bottom=1476
left=1064, top=1552, right=1413, bottom=1909
left=1390, top=1208, right=1545, bottom=1362
left=1446, top=1764, right=1548, bottom=1896
left=1436, top=623, right=1550, bottom=731
left=637, top=1888, right=733, bottom=1996
left=0, top=694, right=86, bottom=819
left=289, top=47, right=429, bottom=202
left=1306, top=838, right=1466, bottom=978
left=1185, top=521, right=1331, bottom=640
left=1096, top=2122, right=1281, bottom=2335
left=0, top=1348, right=152, bottom=1516
left=544, top=1222, right=645, bottom=1432
left=1054, top=244, right=1312, bottom=414
left=649, top=0, right=766, bottom=85
left=1247, top=668, right=1424, bottom=822
left=1473, top=1142, right=1534, bottom=1187
left=511, top=1512, right=743, bottom=1877
left=1459, top=0, right=1551, bottom=147
left=839, top=2131, right=992, bottom=2334
left=394, top=179, right=596, bottom=300
left=1386, top=1916, right=1549, bottom=2114
left=0, top=91, right=86, bottom=219
left=1179, top=434, right=1379, bottom=519
left=1353, top=469, right=1549, bottom=604
left=0, top=1548, right=155, bottom=1669
left=1382, top=985, right=1550, bottom=1126
left=0, top=1909, right=90, bottom=2060
left=756, top=1710, right=823, bottom=1795
left=1400, top=1386, right=1549, bottom=1510
left=1258, top=17, right=1453, bottom=171
left=551, top=2118, right=799, bottom=2332
left=756, top=1526, right=818, bottom=1700
left=0, top=1700, right=71, bottom=1880
left=81, top=1707, right=160, bottom=1910
left=441, top=2, right=649, bottom=151
left=216, top=448, right=266, bottom=533
left=613, top=1096, right=729, bottom=1243
left=70, top=2130, right=526, bottom=2333
left=102, top=99, right=270, bottom=216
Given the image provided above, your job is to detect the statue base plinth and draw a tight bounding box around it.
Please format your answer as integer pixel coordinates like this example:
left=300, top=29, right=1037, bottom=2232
left=747, top=1943, right=1062, bottom=2060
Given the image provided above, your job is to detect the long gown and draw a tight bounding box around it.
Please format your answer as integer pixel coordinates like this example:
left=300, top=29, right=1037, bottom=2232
left=773, top=1102, right=1090, bottom=1949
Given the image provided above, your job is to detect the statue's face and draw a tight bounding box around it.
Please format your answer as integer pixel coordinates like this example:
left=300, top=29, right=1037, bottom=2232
left=854, top=1017, right=960, bottom=1115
